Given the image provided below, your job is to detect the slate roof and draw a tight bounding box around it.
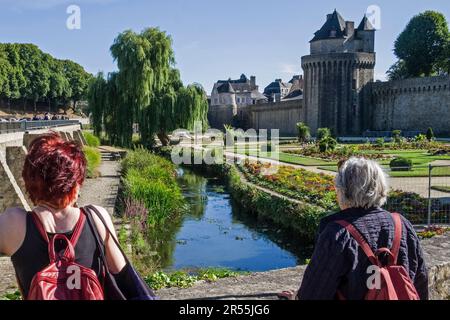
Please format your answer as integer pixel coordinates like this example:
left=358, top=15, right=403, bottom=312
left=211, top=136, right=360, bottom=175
left=217, top=82, right=235, bottom=94
left=217, top=74, right=248, bottom=84
left=357, top=15, right=375, bottom=31
left=263, top=79, right=291, bottom=96
left=311, top=9, right=347, bottom=42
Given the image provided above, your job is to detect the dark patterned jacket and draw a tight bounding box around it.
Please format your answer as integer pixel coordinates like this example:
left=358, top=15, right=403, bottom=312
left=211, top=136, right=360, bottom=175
left=297, top=207, right=428, bottom=300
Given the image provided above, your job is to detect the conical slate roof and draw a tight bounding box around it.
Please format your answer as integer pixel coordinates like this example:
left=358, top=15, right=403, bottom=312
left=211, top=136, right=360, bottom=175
left=311, top=9, right=347, bottom=42
left=217, top=82, right=235, bottom=94
left=357, top=15, right=375, bottom=30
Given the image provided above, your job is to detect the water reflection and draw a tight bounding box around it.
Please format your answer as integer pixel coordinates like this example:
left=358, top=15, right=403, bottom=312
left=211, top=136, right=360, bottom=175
left=153, top=167, right=311, bottom=272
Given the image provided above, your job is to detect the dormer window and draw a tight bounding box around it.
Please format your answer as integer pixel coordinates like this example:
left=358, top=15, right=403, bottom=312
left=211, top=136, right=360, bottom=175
left=330, top=28, right=337, bottom=38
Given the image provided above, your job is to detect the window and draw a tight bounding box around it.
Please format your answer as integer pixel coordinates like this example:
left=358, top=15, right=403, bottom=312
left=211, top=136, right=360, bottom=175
left=352, top=79, right=357, bottom=90
left=237, top=97, right=240, bottom=103
left=214, top=98, right=218, bottom=104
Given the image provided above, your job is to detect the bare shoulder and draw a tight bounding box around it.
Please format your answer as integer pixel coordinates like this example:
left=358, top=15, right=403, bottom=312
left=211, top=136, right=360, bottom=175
left=0, top=207, right=28, bottom=228
left=87, top=205, right=116, bottom=239
left=0, top=207, right=28, bottom=255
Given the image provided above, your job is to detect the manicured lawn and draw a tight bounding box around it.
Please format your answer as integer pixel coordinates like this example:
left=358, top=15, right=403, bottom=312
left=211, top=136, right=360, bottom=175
left=431, top=186, right=450, bottom=193
left=318, top=164, right=450, bottom=177
left=232, top=149, right=335, bottom=166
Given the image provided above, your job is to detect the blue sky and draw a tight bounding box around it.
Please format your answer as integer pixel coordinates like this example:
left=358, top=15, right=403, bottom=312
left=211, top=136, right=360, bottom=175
left=0, top=0, right=448, bottom=93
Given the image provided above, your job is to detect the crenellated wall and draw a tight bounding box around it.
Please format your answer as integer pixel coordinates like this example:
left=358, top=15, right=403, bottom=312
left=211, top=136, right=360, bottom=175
left=370, top=75, right=450, bottom=135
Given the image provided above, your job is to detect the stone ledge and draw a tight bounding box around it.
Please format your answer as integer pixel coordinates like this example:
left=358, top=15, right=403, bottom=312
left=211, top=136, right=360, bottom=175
left=156, top=232, right=450, bottom=300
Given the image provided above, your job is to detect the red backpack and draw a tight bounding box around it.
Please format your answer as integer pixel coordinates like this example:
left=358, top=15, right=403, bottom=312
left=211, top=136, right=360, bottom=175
left=336, top=212, right=420, bottom=300
left=26, top=210, right=104, bottom=300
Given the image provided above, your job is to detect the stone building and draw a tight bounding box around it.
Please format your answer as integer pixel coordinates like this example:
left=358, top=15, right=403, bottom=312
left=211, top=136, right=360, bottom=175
left=301, top=9, right=376, bottom=136
left=207, top=9, right=449, bottom=137
left=263, top=75, right=304, bottom=102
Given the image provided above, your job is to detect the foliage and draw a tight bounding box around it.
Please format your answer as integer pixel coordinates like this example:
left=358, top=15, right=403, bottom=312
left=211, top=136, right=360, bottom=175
left=83, top=146, right=101, bottom=178
left=392, top=130, right=402, bottom=143
left=296, top=122, right=310, bottom=143
left=145, top=268, right=244, bottom=290
left=88, top=28, right=209, bottom=148
left=225, top=163, right=329, bottom=242
left=83, top=131, right=100, bottom=147
left=417, top=226, right=449, bottom=239
left=389, top=157, right=413, bottom=171
left=387, top=60, right=411, bottom=81
left=375, top=137, right=385, bottom=148
left=426, top=127, right=435, bottom=141
left=316, top=127, right=331, bottom=141
left=122, top=148, right=184, bottom=227
left=0, top=43, right=91, bottom=112
left=1, top=290, right=21, bottom=300
left=240, top=160, right=337, bottom=210
left=393, top=10, right=450, bottom=77
left=318, top=136, right=337, bottom=153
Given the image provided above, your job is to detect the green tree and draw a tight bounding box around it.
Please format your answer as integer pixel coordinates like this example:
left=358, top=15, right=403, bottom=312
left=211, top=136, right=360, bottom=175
left=90, top=27, right=209, bottom=148
left=62, top=60, right=91, bottom=113
left=394, top=11, right=450, bottom=77
left=387, top=60, right=411, bottom=81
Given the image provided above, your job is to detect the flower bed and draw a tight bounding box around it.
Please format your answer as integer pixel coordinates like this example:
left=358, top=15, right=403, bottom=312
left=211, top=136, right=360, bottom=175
left=239, top=160, right=338, bottom=211
left=284, top=144, right=391, bottom=161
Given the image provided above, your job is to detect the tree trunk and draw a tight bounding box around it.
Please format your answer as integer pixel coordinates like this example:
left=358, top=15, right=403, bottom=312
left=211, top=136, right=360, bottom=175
left=157, top=132, right=170, bottom=146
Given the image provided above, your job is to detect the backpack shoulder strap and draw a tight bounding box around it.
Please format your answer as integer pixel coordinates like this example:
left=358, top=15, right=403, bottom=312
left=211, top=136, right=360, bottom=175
left=336, top=219, right=379, bottom=266
left=390, top=212, right=402, bottom=264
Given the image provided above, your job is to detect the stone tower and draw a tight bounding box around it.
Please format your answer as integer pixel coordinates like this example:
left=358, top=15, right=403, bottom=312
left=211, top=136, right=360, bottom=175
left=301, top=10, right=376, bottom=136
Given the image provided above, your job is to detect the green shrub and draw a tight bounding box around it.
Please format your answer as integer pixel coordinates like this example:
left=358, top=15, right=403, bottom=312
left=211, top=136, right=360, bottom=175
left=414, top=134, right=427, bottom=142
left=318, top=136, right=337, bottom=153
left=389, top=157, right=413, bottom=171
left=84, top=146, right=101, bottom=178
left=426, top=127, right=434, bottom=141
left=83, top=131, right=100, bottom=148
left=316, top=128, right=331, bottom=140
left=392, top=130, right=402, bottom=144
left=296, top=122, right=310, bottom=143
left=375, top=137, right=385, bottom=148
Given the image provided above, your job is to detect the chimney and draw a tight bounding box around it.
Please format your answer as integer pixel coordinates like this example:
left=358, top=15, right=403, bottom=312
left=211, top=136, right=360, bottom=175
left=250, top=76, right=256, bottom=86
left=345, top=21, right=355, bottom=37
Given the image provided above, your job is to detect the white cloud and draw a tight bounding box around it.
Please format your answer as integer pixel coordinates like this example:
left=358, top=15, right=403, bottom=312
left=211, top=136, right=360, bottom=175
left=280, top=63, right=299, bottom=75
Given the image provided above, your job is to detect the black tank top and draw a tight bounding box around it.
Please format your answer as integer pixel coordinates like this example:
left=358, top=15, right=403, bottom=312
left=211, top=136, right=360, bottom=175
left=11, top=211, right=103, bottom=298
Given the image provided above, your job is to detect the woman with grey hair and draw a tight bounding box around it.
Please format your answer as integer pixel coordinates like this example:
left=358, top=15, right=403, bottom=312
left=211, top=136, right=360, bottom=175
left=280, top=157, right=428, bottom=300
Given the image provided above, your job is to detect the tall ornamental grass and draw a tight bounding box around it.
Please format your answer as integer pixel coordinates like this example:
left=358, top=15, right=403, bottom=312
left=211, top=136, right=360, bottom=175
left=84, top=146, right=101, bottom=178
left=122, top=148, right=183, bottom=227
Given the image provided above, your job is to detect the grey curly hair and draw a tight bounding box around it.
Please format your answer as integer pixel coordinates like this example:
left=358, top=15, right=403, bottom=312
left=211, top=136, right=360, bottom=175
left=335, top=157, right=388, bottom=209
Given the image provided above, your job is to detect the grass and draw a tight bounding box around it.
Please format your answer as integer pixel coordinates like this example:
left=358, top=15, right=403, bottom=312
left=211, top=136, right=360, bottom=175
left=145, top=268, right=246, bottom=290
left=83, top=146, right=101, bottom=178
left=431, top=186, right=450, bottom=193
left=122, top=148, right=184, bottom=227
left=231, top=148, right=335, bottom=166
left=82, top=131, right=101, bottom=148
left=318, top=164, right=450, bottom=177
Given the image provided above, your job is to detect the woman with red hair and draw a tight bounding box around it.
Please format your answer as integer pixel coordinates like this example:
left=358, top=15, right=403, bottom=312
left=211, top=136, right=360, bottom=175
left=0, top=132, right=131, bottom=299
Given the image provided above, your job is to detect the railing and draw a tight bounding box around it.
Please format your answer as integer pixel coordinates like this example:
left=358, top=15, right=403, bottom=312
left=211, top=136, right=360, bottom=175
left=0, top=120, right=81, bottom=134
left=384, top=164, right=450, bottom=226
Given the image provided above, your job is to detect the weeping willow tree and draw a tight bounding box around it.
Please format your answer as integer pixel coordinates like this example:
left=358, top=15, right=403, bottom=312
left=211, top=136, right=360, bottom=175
left=88, top=27, right=207, bottom=147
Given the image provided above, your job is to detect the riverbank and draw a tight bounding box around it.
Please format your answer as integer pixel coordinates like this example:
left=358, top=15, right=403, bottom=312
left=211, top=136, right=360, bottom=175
left=159, top=231, right=450, bottom=300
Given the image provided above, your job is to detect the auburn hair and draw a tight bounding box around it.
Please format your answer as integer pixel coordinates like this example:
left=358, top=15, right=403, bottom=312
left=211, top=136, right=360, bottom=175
left=22, top=132, right=87, bottom=209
